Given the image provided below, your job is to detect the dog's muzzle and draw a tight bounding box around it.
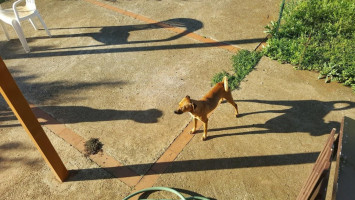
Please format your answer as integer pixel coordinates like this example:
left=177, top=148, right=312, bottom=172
left=174, top=110, right=183, bottom=114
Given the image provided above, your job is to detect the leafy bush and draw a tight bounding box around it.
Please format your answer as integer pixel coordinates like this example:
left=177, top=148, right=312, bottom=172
left=264, top=0, right=355, bottom=91
left=212, top=50, right=262, bottom=90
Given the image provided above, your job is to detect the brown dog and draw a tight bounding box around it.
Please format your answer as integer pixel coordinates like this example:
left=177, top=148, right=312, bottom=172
left=174, top=76, right=239, bottom=140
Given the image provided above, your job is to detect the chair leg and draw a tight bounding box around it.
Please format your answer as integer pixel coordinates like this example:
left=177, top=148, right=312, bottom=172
left=11, top=20, right=30, bottom=53
left=0, top=21, right=10, bottom=41
left=29, top=18, right=38, bottom=30
left=36, top=13, right=51, bottom=37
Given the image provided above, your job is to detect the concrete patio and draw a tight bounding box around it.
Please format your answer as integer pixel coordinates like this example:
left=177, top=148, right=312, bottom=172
left=1, top=0, right=354, bottom=199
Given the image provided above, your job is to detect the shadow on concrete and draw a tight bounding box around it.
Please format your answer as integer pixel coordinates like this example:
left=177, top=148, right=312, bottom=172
left=0, top=109, right=16, bottom=122
left=43, top=18, right=204, bottom=45
left=0, top=68, right=127, bottom=105
left=209, top=99, right=355, bottom=139
left=0, top=18, right=265, bottom=59
left=67, top=152, right=319, bottom=181
left=0, top=106, right=19, bottom=128
left=39, top=105, right=163, bottom=124
left=2, top=38, right=265, bottom=60
left=0, top=104, right=163, bottom=128
left=0, top=39, right=28, bottom=54
left=0, top=67, right=146, bottom=127
left=0, top=142, right=41, bottom=171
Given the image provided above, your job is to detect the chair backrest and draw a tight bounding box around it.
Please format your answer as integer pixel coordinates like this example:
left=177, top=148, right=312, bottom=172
left=296, top=128, right=336, bottom=200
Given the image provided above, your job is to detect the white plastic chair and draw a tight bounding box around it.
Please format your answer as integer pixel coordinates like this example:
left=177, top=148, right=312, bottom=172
left=0, top=0, right=51, bottom=53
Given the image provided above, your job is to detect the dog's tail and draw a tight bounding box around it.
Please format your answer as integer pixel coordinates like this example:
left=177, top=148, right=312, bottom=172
left=223, top=76, right=229, bottom=92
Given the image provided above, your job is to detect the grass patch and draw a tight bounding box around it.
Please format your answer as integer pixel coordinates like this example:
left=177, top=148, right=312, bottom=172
left=84, top=138, right=103, bottom=155
left=212, top=50, right=262, bottom=90
left=263, top=0, right=355, bottom=91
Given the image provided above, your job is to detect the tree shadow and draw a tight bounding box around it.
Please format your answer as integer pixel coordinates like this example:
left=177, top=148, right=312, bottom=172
left=0, top=67, right=160, bottom=127
left=0, top=106, right=20, bottom=128
left=39, top=105, right=163, bottom=124
left=0, top=109, right=16, bottom=122
left=209, top=99, right=355, bottom=139
left=0, top=68, right=127, bottom=105
left=0, top=142, right=41, bottom=171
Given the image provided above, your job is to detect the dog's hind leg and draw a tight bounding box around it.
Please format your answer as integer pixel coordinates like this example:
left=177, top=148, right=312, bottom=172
left=224, top=91, right=239, bottom=117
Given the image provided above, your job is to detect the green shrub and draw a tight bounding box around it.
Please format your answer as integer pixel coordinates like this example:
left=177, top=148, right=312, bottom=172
left=212, top=50, right=262, bottom=90
left=264, top=0, right=355, bottom=91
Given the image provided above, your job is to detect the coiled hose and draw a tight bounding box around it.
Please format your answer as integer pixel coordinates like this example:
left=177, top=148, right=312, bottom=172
left=123, top=187, right=210, bottom=200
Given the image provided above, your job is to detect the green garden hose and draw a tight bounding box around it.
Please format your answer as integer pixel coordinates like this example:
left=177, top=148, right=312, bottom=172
left=275, top=0, right=286, bottom=34
left=123, top=187, right=210, bottom=200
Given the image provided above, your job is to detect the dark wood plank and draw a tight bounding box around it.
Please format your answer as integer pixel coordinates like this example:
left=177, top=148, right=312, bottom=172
left=297, top=129, right=335, bottom=200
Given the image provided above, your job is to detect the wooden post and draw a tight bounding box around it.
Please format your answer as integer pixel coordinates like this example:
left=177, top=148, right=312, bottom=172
left=0, top=57, right=68, bottom=182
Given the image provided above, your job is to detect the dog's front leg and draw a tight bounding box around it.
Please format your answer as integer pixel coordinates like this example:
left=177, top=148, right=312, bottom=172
left=201, top=117, right=208, bottom=141
left=190, top=117, right=197, bottom=134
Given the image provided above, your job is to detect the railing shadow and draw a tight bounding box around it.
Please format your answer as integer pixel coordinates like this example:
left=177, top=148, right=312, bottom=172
left=42, top=18, right=204, bottom=45
left=0, top=17, right=265, bottom=59
left=39, top=105, right=163, bottom=124
left=0, top=105, right=163, bottom=128
left=209, top=99, right=355, bottom=139
left=2, top=38, right=265, bottom=60
left=67, top=152, right=319, bottom=181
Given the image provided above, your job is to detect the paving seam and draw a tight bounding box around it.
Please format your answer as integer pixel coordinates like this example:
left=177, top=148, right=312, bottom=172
left=83, top=0, right=242, bottom=53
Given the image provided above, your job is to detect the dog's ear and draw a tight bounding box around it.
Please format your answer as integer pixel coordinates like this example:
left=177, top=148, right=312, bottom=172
left=186, top=95, right=190, bottom=99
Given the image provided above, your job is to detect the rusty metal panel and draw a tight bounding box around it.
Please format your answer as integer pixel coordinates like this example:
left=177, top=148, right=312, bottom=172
left=333, top=117, right=355, bottom=200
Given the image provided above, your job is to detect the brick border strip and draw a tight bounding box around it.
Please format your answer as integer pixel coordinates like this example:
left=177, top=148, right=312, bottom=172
left=83, top=0, right=241, bottom=53
left=132, top=111, right=213, bottom=192
left=133, top=120, right=201, bottom=191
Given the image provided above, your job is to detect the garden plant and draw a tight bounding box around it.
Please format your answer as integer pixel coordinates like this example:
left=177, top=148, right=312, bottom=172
left=264, top=0, right=355, bottom=91
left=214, top=0, right=354, bottom=92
